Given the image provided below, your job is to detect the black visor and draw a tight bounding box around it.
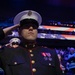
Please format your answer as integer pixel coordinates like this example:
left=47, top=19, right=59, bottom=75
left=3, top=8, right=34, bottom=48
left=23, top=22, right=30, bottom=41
left=20, top=19, right=39, bottom=29
left=12, top=42, right=19, bottom=45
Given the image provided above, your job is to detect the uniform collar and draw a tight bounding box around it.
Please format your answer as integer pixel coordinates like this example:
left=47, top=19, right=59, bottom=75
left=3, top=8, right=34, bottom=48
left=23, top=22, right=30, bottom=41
left=20, top=40, right=37, bottom=49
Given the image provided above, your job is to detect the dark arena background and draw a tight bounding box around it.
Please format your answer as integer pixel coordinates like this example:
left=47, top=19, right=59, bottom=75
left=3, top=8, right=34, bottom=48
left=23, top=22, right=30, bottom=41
left=0, top=0, right=75, bottom=75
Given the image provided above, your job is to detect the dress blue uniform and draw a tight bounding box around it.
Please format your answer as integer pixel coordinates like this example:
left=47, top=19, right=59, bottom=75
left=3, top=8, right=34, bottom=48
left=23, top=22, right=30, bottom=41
left=0, top=43, right=62, bottom=75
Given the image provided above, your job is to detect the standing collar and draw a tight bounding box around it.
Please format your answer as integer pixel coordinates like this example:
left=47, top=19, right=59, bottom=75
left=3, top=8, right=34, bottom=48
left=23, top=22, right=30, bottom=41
left=20, top=40, right=37, bottom=49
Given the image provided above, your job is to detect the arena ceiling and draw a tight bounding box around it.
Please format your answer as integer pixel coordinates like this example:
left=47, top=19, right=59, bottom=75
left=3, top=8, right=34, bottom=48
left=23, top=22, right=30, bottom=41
left=0, top=0, right=75, bottom=24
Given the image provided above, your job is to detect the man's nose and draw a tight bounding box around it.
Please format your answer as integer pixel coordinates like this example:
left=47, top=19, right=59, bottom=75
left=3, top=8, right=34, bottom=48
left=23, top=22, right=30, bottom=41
left=29, top=26, right=33, bottom=31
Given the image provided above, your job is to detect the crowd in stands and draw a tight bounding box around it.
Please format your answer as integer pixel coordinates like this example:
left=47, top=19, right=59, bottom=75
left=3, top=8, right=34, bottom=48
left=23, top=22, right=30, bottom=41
left=55, top=47, right=75, bottom=75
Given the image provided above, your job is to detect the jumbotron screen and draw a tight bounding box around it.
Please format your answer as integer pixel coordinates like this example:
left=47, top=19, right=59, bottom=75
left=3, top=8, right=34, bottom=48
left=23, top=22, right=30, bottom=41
left=38, top=25, right=75, bottom=40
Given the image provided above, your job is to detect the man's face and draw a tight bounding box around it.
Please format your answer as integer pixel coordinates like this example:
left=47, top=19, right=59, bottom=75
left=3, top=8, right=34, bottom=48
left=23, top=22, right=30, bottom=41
left=20, top=26, right=38, bottom=41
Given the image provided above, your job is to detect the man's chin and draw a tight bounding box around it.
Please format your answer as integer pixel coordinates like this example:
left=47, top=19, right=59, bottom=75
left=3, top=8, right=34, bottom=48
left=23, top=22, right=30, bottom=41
left=27, top=39, right=36, bottom=41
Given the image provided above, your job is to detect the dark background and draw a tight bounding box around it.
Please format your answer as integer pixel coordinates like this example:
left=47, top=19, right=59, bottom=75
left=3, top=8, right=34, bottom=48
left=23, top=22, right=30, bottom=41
left=0, top=0, right=75, bottom=24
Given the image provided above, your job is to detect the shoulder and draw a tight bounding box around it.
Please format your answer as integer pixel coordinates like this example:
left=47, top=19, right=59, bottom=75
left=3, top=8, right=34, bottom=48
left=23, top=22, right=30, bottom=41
left=0, top=45, right=21, bottom=53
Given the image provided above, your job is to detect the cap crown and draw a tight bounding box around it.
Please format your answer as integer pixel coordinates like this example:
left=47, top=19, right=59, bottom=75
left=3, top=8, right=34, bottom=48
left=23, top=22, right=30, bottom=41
left=14, top=10, right=42, bottom=26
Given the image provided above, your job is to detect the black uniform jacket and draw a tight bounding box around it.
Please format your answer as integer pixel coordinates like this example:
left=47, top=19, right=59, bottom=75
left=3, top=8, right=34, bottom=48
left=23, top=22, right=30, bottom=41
left=0, top=45, right=62, bottom=75
left=0, top=28, right=5, bottom=40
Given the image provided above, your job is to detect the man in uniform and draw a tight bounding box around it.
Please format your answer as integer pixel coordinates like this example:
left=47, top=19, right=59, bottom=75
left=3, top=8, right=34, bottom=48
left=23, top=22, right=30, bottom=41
left=0, top=10, right=62, bottom=75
